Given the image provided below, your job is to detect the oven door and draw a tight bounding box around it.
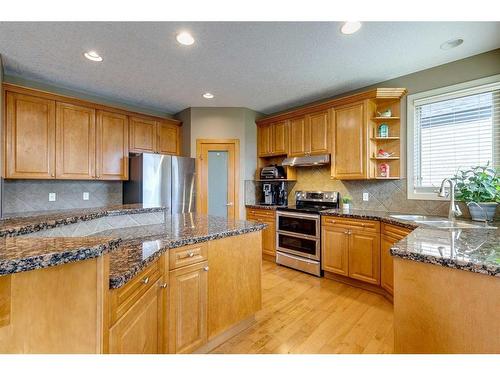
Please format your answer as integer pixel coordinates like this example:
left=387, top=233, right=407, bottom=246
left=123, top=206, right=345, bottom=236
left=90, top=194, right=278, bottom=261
left=276, top=211, right=319, bottom=237
left=276, top=232, right=320, bottom=261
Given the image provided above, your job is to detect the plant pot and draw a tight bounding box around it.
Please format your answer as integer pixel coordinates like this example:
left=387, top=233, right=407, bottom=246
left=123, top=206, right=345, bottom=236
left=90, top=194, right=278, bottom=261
left=342, top=204, right=351, bottom=213
left=467, top=202, right=498, bottom=222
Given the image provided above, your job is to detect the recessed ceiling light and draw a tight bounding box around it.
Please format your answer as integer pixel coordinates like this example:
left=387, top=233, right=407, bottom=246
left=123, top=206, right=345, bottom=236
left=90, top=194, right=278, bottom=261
left=176, top=31, right=195, bottom=46
left=83, top=50, right=103, bottom=62
left=203, top=92, right=214, bottom=99
left=340, top=21, right=362, bottom=35
left=440, top=38, right=464, bottom=50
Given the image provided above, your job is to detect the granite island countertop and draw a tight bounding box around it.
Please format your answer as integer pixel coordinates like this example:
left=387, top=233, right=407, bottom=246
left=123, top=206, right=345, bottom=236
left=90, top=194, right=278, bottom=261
left=0, top=205, right=266, bottom=288
left=320, top=209, right=500, bottom=277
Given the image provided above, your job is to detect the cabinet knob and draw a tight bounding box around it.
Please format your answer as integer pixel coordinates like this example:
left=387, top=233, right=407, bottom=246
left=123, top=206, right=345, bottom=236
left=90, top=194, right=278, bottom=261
left=188, top=252, right=195, bottom=257
left=142, top=277, right=149, bottom=284
left=203, top=266, right=209, bottom=272
left=159, top=282, right=168, bottom=288
left=51, top=173, right=55, bottom=177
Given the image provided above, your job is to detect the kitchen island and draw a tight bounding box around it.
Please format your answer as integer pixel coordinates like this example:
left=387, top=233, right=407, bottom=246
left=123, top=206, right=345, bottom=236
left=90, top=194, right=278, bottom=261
left=0, top=205, right=265, bottom=353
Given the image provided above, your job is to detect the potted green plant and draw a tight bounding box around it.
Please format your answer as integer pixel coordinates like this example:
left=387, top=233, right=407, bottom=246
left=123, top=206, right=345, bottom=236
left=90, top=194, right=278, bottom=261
left=452, top=165, right=499, bottom=222
left=342, top=195, right=352, bottom=213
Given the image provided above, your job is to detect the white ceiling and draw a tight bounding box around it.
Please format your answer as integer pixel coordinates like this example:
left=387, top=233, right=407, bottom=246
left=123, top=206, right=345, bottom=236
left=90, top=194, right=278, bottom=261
left=0, top=22, right=499, bottom=115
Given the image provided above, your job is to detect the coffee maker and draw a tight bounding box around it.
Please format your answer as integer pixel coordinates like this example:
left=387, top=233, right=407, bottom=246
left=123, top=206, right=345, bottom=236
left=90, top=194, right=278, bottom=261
left=261, top=181, right=287, bottom=206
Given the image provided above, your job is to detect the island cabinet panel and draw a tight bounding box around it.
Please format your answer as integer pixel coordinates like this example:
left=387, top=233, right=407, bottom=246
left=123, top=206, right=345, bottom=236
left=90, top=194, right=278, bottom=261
left=333, top=102, right=366, bottom=179
left=321, top=225, right=349, bottom=276
left=157, top=121, right=180, bottom=155
left=380, top=224, right=413, bottom=295
left=307, top=110, right=329, bottom=155
left=4, top=92, right=56, bottom=179
left=246, top=208, right=276, bottom=258
left=207, top=232, right=262, bottom=341
left=129, top=116, right=157, bottom=153
left=96, top=110, right=129, bottom=180
left=55, top=102, right=96, bottom=179
left=288, top=116, right=307, bottom=156
left=109, top=280, right=163, bottom=354
left=169, top=261, right=208, bottom=354
left=348, top=230, right=380, bottom=285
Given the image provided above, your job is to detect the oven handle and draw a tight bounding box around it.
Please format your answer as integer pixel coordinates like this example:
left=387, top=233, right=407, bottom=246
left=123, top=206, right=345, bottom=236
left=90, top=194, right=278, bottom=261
left=277, top=251, right=320, bottom=264
left=276, top=211, right=320, bottom=220
left=276, top=229, right=319, bottom=240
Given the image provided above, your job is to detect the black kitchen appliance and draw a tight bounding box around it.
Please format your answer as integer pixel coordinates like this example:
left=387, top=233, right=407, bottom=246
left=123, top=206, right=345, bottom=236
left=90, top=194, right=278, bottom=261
left=261, top=181, right=288, bottom=206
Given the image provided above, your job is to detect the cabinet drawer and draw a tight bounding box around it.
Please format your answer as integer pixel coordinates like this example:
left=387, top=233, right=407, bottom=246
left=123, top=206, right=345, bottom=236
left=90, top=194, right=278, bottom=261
left=381, top=223, right=413, bottom=240
left=322, top=216, right=379, bottom=233
left=246, top=208, right=275, bottom=219
left=169, top=243, right=208, bottom=270
left=110, top=259, right=162, bottom=324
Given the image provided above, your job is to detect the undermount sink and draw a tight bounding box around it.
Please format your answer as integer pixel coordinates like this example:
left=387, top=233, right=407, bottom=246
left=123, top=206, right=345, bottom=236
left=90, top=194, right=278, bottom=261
left=414, top=220, right=496, bottom=229
left=390, top=214, right=431, bottom=221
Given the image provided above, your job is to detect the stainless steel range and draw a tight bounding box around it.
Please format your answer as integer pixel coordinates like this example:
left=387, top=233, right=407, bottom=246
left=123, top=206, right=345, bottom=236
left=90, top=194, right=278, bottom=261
left=276, top=191, right=340, bottom=276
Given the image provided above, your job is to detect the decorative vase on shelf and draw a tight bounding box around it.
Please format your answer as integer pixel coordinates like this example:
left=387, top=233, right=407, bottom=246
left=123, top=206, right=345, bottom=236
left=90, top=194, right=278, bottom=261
left=377, top=109, right=392, bottom=118
left=378, top=123, right=389, bottom=138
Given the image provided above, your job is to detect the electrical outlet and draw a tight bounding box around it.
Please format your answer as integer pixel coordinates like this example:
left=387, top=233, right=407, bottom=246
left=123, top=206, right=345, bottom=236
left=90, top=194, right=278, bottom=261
left=83, top=192, right=90, bottom=201
left=363, top=192, right=369, bottom=201
left=48, top=193, right=56, bottom=202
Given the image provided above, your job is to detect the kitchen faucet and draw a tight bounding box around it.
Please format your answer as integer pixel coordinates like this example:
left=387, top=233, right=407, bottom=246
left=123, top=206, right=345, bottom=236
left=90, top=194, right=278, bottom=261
left=438, top=178, right=462, bottom=221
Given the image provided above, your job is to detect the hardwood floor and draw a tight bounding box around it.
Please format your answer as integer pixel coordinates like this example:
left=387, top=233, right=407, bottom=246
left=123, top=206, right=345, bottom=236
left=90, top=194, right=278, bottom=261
left=211, top=260, right=394, bottom=354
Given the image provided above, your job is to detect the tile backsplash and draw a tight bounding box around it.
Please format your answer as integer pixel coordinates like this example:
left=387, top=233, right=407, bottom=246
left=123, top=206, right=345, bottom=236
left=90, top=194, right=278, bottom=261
left=289, top=165, right=490, bottom=219
left=2, top=180, right=122, bottom=216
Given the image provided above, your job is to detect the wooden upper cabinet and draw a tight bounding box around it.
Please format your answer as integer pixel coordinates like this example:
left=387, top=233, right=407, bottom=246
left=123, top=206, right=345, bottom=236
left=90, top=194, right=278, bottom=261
left=55, top=103, right=96, bottom=179
left=288, top=116, right=307, bottom=157
left=129, top=116, right=156, bottom=153
left=257, top=124, right=272, bottom=157
left=271, top=121, right=288, bottom=155
left=5, top=92, right=56, bottom=179
left=348, top=230, right=380, bottom=285
left=307, top=110, right=329, bottom=155
left=333, top=102, right=366, bottom=179
left=157, top=121, right=180, bottom=155
left=96, top=110, right=129, bottom=180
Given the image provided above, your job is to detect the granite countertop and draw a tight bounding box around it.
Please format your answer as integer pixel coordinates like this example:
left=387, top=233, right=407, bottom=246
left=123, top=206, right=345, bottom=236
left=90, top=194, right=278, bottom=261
left=0, top=205, right=266, bottom=289
left=321, top=209, right=499, bottom=277
left=245, top=204, right=283, bottom=211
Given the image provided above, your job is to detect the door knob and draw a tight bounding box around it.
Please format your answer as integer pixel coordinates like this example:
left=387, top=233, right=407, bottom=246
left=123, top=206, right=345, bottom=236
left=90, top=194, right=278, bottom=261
left=226, top=202, right=234, bottom=206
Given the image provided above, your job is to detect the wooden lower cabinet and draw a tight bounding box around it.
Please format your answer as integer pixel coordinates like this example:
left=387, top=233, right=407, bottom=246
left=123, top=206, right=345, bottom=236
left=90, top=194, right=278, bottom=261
left=109, top=280, right=163, bottom=354
left=348, top=230, right=380, bottom=285
left=246, top=208, right=276, bottom=258
left=169, top=261, right=208, bottom=354
left=321, top=225, right=349, bottom=276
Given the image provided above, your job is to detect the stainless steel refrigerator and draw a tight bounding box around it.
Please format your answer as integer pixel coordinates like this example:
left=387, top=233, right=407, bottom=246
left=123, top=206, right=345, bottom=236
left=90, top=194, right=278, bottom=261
left=123, top=153, right=196, bottom=214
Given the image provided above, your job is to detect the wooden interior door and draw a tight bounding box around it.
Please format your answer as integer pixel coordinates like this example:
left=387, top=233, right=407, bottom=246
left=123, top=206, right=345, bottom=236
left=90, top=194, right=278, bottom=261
left=169, top=262, right=208, bottom=354
left=5, top=92, right=56, bottom=179
left=348, top=230, right=380, bottom=285
left=109, top=282, right=162, bottom=354
left=55, top=102, right=96, bottom=179
left=271, top=121, right=288, bottom=155
left=321, top=226, right=349, bottom=276
left=96, top=110, right=129, bottom=180
left=308, top=110, right=329, bottom=154
left=288, top=116, right=307, bottom=156
left=334, top=102, right=366, bottom=179
left=197, top=140, right=239, bottom=220
left=129, top=116, right=156, bottom=153
left=157, top=121, right=179, bottom=155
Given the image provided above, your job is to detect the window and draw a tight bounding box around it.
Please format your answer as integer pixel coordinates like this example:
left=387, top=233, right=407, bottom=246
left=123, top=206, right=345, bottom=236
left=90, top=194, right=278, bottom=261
left=407, top=75, right=500, bottom=200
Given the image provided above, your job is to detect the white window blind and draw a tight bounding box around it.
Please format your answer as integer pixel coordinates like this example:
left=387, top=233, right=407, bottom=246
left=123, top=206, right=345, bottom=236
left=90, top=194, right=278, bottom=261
left=408, top=78, right=500, bottom=199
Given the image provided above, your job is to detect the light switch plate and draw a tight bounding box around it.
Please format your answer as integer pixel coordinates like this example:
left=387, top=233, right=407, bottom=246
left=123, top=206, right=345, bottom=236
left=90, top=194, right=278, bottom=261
left=363, top=192, right=369, bottom=201
left=83, top=192, right=90, bottom=201
left=49, top=193, right=56, bottom=202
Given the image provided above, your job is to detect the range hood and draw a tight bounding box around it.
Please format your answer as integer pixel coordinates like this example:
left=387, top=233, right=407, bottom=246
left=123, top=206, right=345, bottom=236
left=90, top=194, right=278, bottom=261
left=281, top=154, right=330, bottom=167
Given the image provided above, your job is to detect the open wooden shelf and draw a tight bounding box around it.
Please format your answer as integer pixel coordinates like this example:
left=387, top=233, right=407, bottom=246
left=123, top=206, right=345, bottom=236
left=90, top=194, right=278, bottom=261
left=370, top=156, right=400, bottom=160
left=370, top=137, right=400, bottom=141
left=372, top=117, right=400, bottom=121
left=374, top=177, right=400, bottom=180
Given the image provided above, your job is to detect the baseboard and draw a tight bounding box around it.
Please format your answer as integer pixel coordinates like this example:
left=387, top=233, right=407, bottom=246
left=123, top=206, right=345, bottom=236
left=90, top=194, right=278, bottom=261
left=262, top=253, right=276, bottom=263
left=323, top=271, right=393, bottom=302
left=194, top=315, right=256, bottom=353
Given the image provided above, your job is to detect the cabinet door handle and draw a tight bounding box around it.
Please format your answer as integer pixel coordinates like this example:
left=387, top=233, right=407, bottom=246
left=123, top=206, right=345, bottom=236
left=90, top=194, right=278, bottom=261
left=203, top=266, right=209, bottom=272
left=142, top=277, right=149, bottom=284
left=159, top=282, right=168, bottom=288
left=178, top=251, right=196, bottom=259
